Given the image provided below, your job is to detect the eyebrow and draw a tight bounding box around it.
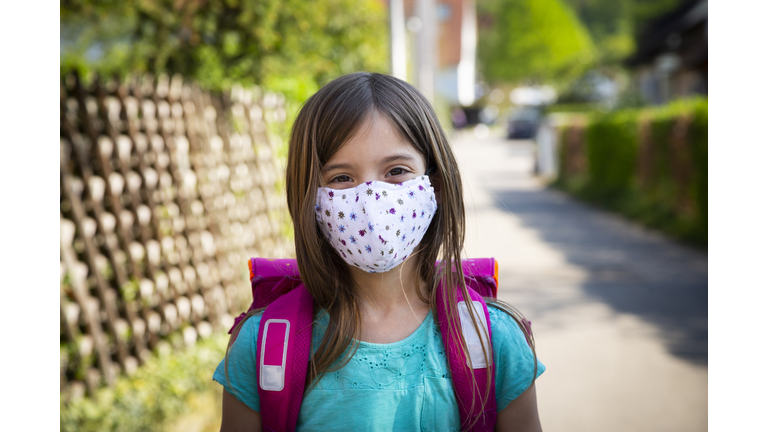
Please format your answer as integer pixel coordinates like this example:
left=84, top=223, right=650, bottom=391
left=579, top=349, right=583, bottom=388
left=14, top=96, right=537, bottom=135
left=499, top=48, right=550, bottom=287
left=381, top=154, right=417, bottom=164
left=321, top=163, right=353, bottom=173
left=322, top=153, right=417, bottom=173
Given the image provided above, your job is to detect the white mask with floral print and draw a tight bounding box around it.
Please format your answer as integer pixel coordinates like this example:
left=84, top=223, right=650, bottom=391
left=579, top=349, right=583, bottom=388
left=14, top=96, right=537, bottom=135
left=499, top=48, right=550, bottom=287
left=315, top=175, right=438, bottom=273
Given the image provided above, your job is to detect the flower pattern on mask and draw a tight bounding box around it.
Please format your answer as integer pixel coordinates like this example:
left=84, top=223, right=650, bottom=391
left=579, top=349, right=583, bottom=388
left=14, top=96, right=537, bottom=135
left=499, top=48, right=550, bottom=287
left=316, top=176, right=437, bottom=273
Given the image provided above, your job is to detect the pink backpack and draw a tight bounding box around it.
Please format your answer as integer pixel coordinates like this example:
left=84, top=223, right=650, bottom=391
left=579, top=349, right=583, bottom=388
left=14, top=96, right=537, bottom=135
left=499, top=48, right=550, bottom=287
left=229, top=257, right=500, bottom=432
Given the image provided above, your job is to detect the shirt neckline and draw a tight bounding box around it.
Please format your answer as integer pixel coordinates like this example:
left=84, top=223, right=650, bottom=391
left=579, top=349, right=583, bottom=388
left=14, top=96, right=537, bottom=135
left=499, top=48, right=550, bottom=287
left=356, top=310, right=433, bottom=349
left=315, top=309, right=434, bottom=349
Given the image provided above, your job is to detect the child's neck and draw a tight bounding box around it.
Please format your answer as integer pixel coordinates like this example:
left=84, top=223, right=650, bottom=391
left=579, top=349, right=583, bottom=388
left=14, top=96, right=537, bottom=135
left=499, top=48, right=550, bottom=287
left=348, top=259, right=431, bottom=343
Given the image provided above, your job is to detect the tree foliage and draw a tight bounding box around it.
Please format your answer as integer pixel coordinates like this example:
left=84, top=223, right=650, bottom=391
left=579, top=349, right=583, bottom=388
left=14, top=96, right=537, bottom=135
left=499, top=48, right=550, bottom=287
left=60, top=0, right=389, bottom=101
left=477, top=0, right=595, bottom=86
left=561, top=0, right=634, bottom=64
left=561, top=0, right=688, bottom=65
left=476, top=0, right=692, bottom=87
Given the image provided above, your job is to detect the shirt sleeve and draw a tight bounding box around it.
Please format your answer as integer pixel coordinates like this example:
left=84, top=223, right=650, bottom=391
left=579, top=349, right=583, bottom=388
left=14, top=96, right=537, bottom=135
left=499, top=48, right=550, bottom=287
left=212, top=313, right=263, bottom=412
left=488, top=305, right=545, bottom=411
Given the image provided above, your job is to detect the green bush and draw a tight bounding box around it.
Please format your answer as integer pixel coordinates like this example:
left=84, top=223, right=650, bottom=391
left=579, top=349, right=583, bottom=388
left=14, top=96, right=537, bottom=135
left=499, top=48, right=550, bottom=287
left=641, top=98, right=707, bottom=246
left=585, top=109, right=640, bottom=201
left=689, top=101, right=708, bottom=244
left=554, top=97, right=707, bottom=248
left=61, top=333, right=229, bottom=432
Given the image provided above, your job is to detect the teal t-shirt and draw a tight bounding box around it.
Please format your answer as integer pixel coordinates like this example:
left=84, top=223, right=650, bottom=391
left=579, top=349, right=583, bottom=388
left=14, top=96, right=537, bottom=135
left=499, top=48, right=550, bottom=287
left=213, top=305, right=544, bottom=431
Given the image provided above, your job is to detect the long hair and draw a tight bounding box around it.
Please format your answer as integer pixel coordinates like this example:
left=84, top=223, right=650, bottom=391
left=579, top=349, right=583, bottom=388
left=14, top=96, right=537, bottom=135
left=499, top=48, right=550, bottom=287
left=227, top=72, right=536, bottom=429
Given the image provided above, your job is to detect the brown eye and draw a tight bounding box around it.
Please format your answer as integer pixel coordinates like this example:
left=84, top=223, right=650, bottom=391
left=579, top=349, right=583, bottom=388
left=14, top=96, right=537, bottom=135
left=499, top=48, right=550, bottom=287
left=388, top=168, right=408, bottom=176
left=332, top=175, right=352, bottom=183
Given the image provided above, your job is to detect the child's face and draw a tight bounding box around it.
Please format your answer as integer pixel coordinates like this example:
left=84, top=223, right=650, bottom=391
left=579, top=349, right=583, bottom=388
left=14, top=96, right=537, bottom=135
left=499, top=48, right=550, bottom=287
left=321, top=112, right=427, bottom=190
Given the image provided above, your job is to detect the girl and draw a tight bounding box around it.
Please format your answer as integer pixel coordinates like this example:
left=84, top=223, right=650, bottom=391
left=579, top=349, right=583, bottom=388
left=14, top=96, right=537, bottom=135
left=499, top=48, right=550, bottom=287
left=213, top=72, right=545, bottom=431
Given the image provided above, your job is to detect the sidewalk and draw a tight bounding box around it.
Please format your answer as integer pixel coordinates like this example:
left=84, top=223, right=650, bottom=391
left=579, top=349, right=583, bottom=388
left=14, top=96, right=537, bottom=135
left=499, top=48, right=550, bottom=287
left=452, top=129, right=708, bottom=432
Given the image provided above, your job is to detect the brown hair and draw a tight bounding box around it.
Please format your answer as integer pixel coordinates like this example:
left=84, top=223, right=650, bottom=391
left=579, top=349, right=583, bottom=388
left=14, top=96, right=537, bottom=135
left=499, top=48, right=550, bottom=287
left=227, top=72, right=536, bottom=429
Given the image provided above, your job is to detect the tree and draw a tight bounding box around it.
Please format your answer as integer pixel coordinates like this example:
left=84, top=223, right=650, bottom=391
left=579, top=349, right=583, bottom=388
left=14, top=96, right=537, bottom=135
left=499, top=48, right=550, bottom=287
left=60, top=0, right=389, bottom=102
left=561, top=0, right=634, bottom=65
left=477, top=0, right=595, bottom=86
left=561, top=0, right=689, bottom=65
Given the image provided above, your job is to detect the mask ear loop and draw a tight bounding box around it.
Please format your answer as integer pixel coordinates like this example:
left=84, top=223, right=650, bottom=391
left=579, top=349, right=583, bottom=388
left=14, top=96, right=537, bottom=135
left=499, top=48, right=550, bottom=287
left=425, top=165, right=436, bottom=176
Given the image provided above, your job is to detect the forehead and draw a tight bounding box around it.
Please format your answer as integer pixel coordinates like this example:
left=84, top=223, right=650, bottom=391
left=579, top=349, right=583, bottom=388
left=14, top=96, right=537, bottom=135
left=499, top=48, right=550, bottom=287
left=325, top=112, right=424, bottom=165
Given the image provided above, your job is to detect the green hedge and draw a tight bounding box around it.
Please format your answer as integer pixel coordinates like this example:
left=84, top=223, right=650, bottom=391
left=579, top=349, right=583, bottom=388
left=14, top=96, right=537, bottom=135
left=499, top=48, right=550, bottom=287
left=61, top=332, right=229, bottom=432
left=555, top=98, right=707, bottom=247
left=585, top=109, right=640, bottom=198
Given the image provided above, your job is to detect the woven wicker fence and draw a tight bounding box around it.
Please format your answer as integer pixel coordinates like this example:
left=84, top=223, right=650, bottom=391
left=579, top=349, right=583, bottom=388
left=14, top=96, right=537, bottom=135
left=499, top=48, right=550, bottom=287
left=60, top=72, right=293, bottom=400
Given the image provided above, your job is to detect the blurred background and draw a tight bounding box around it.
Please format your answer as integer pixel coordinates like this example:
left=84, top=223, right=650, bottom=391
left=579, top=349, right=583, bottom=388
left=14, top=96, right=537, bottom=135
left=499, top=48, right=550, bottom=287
left=60, top=0, right=707, bottom=431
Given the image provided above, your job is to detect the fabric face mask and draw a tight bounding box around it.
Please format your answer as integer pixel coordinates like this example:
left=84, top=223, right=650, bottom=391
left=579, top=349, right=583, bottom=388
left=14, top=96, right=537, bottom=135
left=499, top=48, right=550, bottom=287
left=315, top=175, right=438, bottom=273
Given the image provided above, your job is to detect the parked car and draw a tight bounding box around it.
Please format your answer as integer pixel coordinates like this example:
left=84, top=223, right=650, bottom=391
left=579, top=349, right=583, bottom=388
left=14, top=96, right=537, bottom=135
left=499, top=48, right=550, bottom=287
left=506, top=107, right=542, bottom=139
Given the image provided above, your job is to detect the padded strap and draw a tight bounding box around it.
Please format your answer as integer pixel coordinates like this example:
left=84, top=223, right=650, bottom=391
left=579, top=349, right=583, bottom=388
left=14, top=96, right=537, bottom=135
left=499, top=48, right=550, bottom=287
left=256, top=284, right=314, bottom=432
left=436, top=282, right=497, bottom=431
left=461, top=258, right=498, bottom=298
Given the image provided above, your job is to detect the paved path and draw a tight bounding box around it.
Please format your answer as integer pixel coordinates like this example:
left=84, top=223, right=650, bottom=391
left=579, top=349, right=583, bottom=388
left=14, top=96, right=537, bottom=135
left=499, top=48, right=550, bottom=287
left=452, top=130, right=708, bottom=432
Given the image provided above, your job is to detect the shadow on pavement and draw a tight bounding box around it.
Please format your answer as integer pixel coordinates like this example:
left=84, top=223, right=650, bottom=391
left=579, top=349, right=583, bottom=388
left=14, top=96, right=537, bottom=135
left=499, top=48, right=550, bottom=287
left=490, top=187, right=708, bottom=366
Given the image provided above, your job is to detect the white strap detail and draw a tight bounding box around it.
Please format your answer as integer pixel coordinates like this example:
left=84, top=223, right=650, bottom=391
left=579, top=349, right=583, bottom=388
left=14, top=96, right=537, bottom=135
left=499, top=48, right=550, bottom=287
left=259, top=319, right=290, bottom=391
left=457, top=301, right=491, bottom=369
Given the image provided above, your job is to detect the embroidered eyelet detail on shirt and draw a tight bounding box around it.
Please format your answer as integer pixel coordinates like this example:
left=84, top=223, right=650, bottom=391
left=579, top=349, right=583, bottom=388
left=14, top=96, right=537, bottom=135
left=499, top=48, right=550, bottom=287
left=315, top=312, right=451, bottom=390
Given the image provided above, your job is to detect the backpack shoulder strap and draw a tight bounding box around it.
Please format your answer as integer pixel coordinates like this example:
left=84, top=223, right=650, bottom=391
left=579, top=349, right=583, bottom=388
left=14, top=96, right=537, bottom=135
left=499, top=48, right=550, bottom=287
left=255, top=283, right=313, bottom=432
left=435, top=281, right=497, bottom=432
